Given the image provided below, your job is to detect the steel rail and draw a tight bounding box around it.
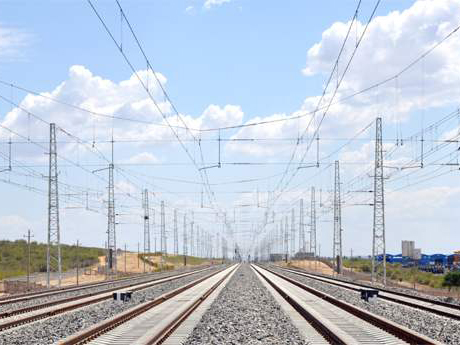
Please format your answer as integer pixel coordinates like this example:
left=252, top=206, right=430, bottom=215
left=276, top=265, right=460, bottom=320
left=0, top=266, right=217, bottom=331
left=0, top=265, right=211, bottom=306
left=144, top=265, right=238, bottom=345
left=59, top=264, right=237, bottom=345
left=254, top=265, right=440, bottom=345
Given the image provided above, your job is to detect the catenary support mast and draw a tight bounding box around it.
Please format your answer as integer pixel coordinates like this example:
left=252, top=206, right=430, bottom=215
left=47, top=123, right=61, bottom=288
left=372, top=117, right=387, bottom=285
left=333, top=160, right=342, bottom=274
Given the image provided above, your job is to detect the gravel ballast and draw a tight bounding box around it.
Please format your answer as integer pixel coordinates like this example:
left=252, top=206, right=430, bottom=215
left=293, top=266, right=460, bottom=306
left=271, top=266, right=460, bottom=344
left=0, top=266, right=211, bottom=314
left=184, top=264, right=308, bottom=345
left=0, top=266, right=223, bottom=345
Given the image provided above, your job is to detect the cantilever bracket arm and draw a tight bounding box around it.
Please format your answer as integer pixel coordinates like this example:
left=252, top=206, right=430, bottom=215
left=199, top=164, right=220, bottom=171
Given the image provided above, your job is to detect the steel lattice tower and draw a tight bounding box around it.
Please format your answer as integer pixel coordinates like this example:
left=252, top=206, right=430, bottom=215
left=152, top=209, right=156, bottom=253
left=198, top=227, right=201, bottom=257
left=183, top=214, right=188, bottom=256
left=279, top=219, right=282, bottom=253
left=160, top=201, right=166, bottom=255
left=299, top=198, right=305, bottom=252
left=290, top=209, right=295, bottom=258
left=310, top=186, right=316, bottom=257
left=47, top=123, right=61, bottom=287
left=173, top=209, right=178, bottom=255
left=142, top=189, right=150, bottom=255
left=107, top=160, right=116, bottom=276
left=284, top=216, right=289, bottom=260
left=333, top=160, right=342, bottom=274
left=190, top=212, right=194, bottom=256
left=372, top=117, right=387, bottom=284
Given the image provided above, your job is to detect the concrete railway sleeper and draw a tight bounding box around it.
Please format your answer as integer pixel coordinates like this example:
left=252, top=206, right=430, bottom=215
left=59, top=264, right=238, bottom=345
left=275, top=265, right=460, bottom=321
left=253, top=265, right=441, bottom=345
left=0, top=265, right=212, bottom=310
left=0, top=266, right=217, bottom=332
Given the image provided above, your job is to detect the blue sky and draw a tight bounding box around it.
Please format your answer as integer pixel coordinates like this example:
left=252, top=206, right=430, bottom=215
left=0, top=0, right=414, bottom=117
left=0, top=0, right=459, bottom=259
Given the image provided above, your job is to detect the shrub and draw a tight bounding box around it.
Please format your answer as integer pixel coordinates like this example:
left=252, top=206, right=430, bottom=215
left=443, top=271, right=460, bottom=291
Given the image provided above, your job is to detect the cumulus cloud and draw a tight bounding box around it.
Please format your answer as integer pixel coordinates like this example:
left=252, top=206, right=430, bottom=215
left=204, top=0, right=232, bottom=10
left=304, top=0, right=460, bottom=110
left=227, top=0, right=460, bottom=157
left=0, top=24, right=30, bottom=60
left=200, top=104, right=243, bottom=130
left=0, top=65, right=243, bottom=162
left=123, top=152, right=159, bottom=164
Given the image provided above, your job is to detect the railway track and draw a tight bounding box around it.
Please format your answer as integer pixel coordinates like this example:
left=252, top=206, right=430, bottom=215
left=253, top=264, right=441, bottom=345
left=0, top=266, right=217, bottom=332
left=275, top=265, right=460, bottom=321
left=59, top=264, right=238, bottom=345
left=0, top=265, right=210, bottom=308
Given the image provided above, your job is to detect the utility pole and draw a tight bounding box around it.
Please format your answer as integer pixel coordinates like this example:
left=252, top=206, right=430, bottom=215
left=333, top=160, right=342, bottom=274
left=23, top=229, right=33, bottom=291
left=350, top=248, right=353, bottom=273
left=310, top=186, right=316, bottom=257
left=284, top=215, right=289, bottom=262
left=124, top=243, right=127, bottom=275
left=153, top=209, right=156, bottom=253
left=198, top=227, right=201, bottom=258
left=174, top=209, right=178, bottom=255
left=299, top=199, right=305, bottom=252
left=190, top=212, right=194, bottom=257
left=183, top=214, right=187, bottom=266
left=142, top=189, right=150, bottom=272
left=76, top=240, right=79, bottom=285
left=290, top=209, right=295, bottom=258
left=47, top=123, right=62, bottom=288
left=160, top=201, right=166, bottom=269
left=137, top=242, right=140, bottom=270
left=196, top=227, right=200, bottom=258
left=279, top=219, right=282, bottom=254
left=318, top=243, right=321, bottom=272
left=372, top=117, right=387, bottom=285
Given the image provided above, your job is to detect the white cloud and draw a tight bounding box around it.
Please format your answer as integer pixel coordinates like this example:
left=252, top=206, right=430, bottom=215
left=0, top=24, right=30, bottom=60
left=227, top=0, right=460, bottom=157
left=123, top=152, right=159, bottom=164
left=204, top=0, right=232, bottom=10
left=0, top=65, right=243, bottom=162
left=0, top=214, right=43, bottom=241
left=304, top=0, right=460, bottom=111
left=200, top=104, right=243, bottom=130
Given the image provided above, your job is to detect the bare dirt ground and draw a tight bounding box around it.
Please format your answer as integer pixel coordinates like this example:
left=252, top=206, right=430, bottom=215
left=281, top=260, right=335, bottom=275
left=285, top=259, right=457, bottom=299
left=42, top=253, right=209, bottom=288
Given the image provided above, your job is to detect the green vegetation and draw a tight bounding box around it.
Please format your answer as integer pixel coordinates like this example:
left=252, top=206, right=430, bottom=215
left=343, top=258, right=445, bottom=289
left=443, top=271, right=460, bottom=295
left=0, top=240, right=105, bottom=280
left=343, top=258, right=372, bottom=273
left=138, top=253, right=214, bottom=271
left=165, top=254, right=212, bottom=266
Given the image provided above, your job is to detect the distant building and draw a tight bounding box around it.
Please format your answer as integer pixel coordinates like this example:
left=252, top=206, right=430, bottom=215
left=402, top=240, right=415, bottom=258
left=294, top=251, right=314, bottom=260
left=269, top=253, right=284, bottom=262
left=413, top=248, right=421, bottom=260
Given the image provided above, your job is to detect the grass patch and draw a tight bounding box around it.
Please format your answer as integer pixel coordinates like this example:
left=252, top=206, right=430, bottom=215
left=343, top=258, right=445, bottom=289
left=0, top=240, right=104, bottom=280
left=138, top=253, right=211, bottom=271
